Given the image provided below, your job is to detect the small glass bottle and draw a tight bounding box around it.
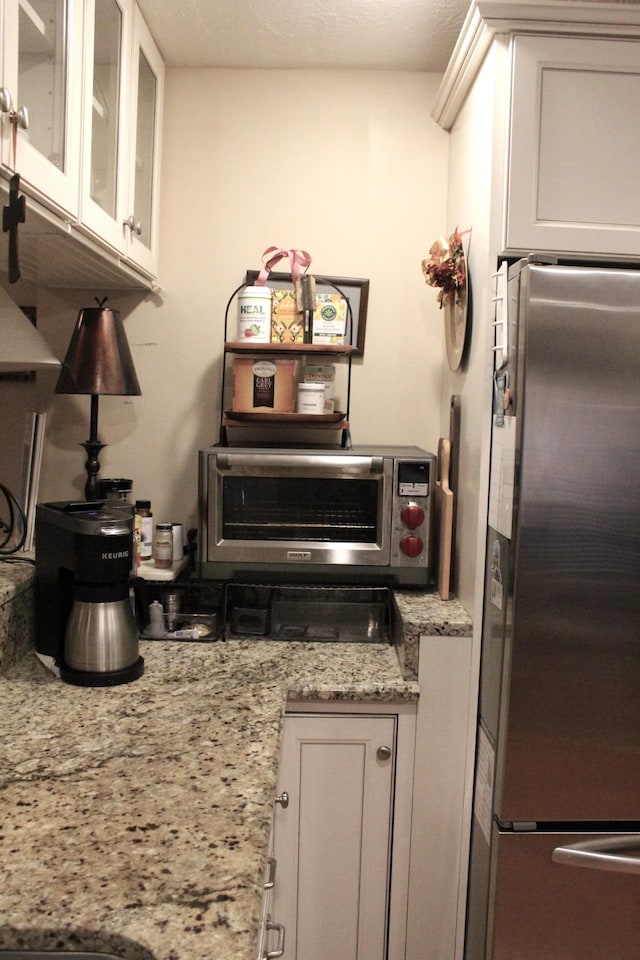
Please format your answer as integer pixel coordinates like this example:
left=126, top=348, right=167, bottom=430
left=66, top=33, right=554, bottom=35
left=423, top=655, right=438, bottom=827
left=153, top=522, right=173, bottom=569
left=135, top=500, right=153, bottom=560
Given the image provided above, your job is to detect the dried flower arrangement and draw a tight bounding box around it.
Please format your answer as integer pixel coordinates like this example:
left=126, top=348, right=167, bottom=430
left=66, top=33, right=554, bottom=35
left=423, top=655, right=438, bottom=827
left=422, top=227, right=470, bottom=308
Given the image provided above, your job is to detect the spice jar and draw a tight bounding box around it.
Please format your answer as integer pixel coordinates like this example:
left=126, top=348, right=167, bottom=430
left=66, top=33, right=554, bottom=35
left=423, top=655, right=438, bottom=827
left=135, top=500, right=153, bottom=560
left=153, top=522, right=173, bottom=569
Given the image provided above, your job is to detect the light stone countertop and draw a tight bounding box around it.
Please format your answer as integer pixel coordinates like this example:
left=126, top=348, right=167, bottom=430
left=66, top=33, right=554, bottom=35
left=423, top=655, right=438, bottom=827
left=0, top=560, right=34, bottom=605
left=0, top=559, right=35, bottom=673
left=0, top=567, right=471, bottom=960
left=0, top=638, right=418, bottom=960
left=394, top=589, right=472, bottom=679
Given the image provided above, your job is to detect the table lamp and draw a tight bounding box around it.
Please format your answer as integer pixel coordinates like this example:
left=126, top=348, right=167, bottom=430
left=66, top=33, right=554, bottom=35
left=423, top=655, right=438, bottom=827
left=55, top=299, right=141, bottom=500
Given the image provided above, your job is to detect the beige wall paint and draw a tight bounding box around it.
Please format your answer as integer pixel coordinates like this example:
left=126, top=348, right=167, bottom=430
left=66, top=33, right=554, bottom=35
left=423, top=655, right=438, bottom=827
left=439, top=46, right=504, bottom=614
left=2, top=69, right=452, bottom=564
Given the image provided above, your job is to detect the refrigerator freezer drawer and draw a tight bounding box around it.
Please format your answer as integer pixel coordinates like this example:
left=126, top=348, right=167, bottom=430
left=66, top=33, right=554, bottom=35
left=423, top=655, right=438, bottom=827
left=491, top=830, right=640, bottom=960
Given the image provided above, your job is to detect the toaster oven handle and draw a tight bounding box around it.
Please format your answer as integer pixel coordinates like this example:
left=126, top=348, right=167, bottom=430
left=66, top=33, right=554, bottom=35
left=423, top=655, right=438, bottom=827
left=216, top=452, right=384, bottom=473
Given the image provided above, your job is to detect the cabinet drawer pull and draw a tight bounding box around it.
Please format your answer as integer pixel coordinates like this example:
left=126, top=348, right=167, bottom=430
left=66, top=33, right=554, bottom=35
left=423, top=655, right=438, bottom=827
left=264, top=919, right=286, bottom=959
left=265, top=856, right=277, bottom=890
left=274, top=791, right=289, bottom=809
left=376, top=745, right=392, bottom=761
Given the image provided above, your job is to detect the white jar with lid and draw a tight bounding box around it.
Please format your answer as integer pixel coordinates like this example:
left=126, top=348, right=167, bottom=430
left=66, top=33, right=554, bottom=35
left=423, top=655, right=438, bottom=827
left=237, top=286, right=272, bottom=342
left=297, top=382, right=325, bottom=414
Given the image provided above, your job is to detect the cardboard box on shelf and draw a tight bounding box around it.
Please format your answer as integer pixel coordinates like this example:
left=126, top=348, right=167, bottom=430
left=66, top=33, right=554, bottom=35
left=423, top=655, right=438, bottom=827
left=312, top=294, right=347, bottom=346
left=271, top=289, right=303, bottom=344
left=232, top=357, right=296, bottom=412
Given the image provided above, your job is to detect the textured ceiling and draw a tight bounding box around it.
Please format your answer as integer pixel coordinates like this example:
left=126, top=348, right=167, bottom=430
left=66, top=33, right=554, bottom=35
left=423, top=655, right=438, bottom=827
left=136, top=0, right=471, bottom=72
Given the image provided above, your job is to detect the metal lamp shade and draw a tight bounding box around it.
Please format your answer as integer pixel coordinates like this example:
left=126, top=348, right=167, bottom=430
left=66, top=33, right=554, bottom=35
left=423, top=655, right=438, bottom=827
left=56, top=306, right=141, bottom=397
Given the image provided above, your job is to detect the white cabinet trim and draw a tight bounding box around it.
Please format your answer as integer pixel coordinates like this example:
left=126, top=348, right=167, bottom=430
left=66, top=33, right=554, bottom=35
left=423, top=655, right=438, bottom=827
left=433, top=0, right=640, bottom=130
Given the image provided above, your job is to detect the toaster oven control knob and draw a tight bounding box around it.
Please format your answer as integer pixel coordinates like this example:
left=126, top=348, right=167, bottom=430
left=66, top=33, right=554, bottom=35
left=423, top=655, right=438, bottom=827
left=401, top=502, right=425, bottom=530
left=400, top=534, right=424, bottom=558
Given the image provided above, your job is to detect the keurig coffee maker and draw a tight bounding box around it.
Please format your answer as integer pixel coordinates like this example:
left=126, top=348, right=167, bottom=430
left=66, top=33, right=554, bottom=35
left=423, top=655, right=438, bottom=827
left=35, top=501, right=144, bottom=686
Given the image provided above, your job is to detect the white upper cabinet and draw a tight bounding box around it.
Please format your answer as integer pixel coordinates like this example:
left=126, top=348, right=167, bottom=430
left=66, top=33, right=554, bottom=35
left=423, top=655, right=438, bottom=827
left=80, top=0, right=131, bottom=251
left=433, top=2, right=640, bottom=262
left=0, top=0, right=163, bottom=286
left=505, top=34, right=640, bottom=259
left=80, top=0, right=163, bottom=277
left=125, top=5, right=163, bottom=276
left=1, top=0, right=83, bottom=218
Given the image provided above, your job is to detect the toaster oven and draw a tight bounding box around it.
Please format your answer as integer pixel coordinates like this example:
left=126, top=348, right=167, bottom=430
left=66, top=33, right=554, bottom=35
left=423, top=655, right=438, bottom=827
left=198, top=445, right=435, bottom=587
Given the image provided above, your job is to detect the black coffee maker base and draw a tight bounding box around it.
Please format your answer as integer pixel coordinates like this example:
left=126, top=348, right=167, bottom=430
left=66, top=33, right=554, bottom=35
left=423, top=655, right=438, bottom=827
left=59, top=656, right=145, bottom=687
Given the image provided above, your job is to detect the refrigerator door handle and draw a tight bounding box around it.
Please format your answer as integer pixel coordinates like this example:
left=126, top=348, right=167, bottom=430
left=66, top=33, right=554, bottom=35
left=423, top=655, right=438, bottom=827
left=552, top=836, right=640, bottom=876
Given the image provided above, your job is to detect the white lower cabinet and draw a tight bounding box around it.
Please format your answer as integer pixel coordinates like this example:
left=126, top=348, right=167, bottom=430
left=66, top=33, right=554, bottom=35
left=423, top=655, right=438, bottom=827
left=272, top=703, right=415, bottom=960
left=405, top=635, right=475, bottom=960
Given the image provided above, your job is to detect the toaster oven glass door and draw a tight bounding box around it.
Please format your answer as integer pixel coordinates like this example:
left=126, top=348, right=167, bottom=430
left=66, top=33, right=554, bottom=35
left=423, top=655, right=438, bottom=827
left=207, top=453, right=393, bottom=570
left=221, top=475, right=380, bottom=543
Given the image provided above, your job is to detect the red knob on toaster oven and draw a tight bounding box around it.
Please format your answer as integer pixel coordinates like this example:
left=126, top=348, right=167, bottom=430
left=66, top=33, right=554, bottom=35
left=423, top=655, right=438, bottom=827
left=400, top=534, right=424, bottom=558
left=401, top=503, right=425, bottom=530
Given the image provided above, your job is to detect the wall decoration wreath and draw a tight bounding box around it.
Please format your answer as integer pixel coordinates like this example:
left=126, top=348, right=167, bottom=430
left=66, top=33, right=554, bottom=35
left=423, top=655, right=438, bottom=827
left=421, top=227, right=470, bottom=308
left=422, top=227, right=471, bottom=371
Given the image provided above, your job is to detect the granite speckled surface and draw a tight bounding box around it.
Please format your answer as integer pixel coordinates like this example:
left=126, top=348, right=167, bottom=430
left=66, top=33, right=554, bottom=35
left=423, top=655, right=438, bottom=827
left=0, top=566, right=470, bottom=960
left=1, top=641, right=418, bottom=960
left=0, top=560, right=35, bottom=673
left=394, top=589, right=472, bottom=679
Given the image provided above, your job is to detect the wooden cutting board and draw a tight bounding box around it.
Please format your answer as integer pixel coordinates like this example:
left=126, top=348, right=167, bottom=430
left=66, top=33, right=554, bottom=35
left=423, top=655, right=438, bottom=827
left=436, top=437, right=454, bottom=600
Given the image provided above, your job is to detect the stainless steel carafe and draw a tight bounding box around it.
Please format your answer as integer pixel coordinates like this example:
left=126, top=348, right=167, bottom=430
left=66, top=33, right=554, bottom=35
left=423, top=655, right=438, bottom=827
left=64, top=582, right=139, bottom=675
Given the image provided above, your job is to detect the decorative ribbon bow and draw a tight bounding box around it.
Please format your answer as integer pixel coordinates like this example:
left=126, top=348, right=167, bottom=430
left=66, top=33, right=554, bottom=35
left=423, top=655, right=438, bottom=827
left=257, top=246, right=312, bottom=285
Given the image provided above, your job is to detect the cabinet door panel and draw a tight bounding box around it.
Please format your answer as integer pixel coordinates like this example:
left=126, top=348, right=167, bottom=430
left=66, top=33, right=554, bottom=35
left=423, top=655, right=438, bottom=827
left=273, top=713, right=396, bottom=960
left=125, top=5, right=163, bottom=275
left=2, top=0, right=83, bottom=216
left=80, top=0, right=132, bottom=252
left=506, top=35, right=640, bottom=258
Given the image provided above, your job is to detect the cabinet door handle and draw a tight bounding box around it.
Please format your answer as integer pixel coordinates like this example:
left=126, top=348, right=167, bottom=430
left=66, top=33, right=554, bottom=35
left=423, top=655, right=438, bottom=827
left=274, top=791, right=289, bottom=809
left=11, top=105, right=29, bottom=130
left=376, top=745, right=392, bottom=761
left=265, top=856, right=277, bottom=890
left=0, top=91, right=28, bottom=131
left=124, top=215, right=143, bottom=235
left=264, top=919, right=286, bottom=959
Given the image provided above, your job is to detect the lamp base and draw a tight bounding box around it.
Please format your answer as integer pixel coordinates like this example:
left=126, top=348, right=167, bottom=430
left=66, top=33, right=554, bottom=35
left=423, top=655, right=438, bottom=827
left=81, top=438, right=106, bottom=500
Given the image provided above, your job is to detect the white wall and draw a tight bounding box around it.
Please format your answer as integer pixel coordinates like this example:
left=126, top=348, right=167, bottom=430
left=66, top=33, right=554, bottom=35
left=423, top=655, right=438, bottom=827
left=1, top=68, right=451, bottom=544
left=436, top=41, right=510, bottom=957
left=438, top=41, right=508, bottom=615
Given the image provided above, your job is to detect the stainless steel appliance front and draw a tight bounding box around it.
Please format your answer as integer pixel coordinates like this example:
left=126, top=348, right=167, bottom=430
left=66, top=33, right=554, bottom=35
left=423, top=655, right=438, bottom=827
left=465, top=260, right=640, bottom=960
left=198, top=445, right=434, bottom=586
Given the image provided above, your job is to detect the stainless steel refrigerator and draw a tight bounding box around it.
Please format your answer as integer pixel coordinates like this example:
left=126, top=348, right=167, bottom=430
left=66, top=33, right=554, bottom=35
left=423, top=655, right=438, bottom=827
left=465, top=259, right=640, bottom=960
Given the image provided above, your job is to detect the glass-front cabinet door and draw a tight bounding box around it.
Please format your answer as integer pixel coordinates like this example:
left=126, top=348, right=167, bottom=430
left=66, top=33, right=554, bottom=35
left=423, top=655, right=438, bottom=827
left=80, top=0, right=131, bottom=251
left=1, top=0, right=83, bottom=217
left=80, top=0, right=163, bottom=278
left=125, top=5, right=163, bottom=276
